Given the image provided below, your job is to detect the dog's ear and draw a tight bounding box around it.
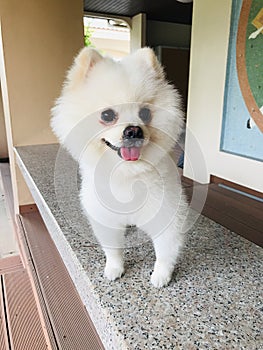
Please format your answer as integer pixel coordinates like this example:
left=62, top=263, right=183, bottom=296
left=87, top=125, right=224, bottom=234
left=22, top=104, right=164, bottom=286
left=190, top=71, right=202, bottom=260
left=132, top=47, right=165, bottom=79
left=64, top=47, right=103, bottom=91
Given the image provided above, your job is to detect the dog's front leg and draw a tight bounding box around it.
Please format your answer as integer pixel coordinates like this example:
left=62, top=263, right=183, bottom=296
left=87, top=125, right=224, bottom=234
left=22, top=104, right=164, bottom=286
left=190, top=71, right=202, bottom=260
left=150, top=227, right=184, bottom=288
left=89, top=219, right=125, bottom=281
left=103, top=247, right=125, bottom=281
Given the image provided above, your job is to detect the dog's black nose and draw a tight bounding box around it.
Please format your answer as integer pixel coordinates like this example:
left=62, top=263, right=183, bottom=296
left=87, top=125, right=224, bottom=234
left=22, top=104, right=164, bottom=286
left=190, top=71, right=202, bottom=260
left=123, top=126, right=144, bottom=139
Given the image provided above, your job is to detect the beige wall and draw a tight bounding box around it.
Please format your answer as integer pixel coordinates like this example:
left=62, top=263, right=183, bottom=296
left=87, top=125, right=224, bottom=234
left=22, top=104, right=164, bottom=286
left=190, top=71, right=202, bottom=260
left=184, top=0, right=263, bottom=193
left=0, top=0, right=84, bottom=209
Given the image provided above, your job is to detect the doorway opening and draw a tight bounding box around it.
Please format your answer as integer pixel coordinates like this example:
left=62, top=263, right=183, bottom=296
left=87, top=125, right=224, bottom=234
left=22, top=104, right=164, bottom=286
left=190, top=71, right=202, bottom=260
left=83, top=15, right=130, bottom=59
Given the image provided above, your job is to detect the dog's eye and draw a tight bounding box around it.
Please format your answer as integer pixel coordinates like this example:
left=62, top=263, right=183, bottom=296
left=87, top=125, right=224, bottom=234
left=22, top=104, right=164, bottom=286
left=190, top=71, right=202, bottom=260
left=139, top=107, right=152, bottom=124
left=101, top=109, right=117, bottom=124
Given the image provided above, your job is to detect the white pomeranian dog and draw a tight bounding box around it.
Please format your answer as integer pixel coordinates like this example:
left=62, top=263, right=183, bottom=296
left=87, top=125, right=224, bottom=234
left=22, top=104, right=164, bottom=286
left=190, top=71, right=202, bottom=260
left=51, top=47, right=188, bottom=288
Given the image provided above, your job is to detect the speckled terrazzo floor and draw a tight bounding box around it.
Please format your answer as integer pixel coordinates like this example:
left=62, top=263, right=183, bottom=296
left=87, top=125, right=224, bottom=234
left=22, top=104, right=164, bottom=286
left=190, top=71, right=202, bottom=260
left=15, top=144, right=263, bottom=350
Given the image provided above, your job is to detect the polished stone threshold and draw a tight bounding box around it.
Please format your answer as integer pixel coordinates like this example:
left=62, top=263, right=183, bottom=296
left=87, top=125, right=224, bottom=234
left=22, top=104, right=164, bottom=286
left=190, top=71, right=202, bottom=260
left=15, top=144, right=263, bottom=350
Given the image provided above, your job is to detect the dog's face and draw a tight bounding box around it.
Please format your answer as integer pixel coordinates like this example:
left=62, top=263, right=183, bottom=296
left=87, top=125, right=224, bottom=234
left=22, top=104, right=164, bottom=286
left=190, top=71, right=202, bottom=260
left=51, top=47, right=183, bottom=170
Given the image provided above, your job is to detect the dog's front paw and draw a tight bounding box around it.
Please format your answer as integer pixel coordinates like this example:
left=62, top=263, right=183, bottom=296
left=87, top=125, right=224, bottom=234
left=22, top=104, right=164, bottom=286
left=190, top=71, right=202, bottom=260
left=104, top=265, right=124, bottom=281
left=151, top=265, right=173, bottom=288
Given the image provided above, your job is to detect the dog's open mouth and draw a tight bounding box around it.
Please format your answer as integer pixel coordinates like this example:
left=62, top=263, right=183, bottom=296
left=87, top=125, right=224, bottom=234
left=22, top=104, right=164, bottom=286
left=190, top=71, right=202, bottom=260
left=102, top=125, right=144, bottom=161
left=101, top=138, right=143, bottom=161
left=120, top=146, right=141, bottom=161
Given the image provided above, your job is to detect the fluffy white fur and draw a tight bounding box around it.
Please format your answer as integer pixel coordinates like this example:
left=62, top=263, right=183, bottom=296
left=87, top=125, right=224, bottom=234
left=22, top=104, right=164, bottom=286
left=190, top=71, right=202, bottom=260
left=51, top=47, right=188, bottom=288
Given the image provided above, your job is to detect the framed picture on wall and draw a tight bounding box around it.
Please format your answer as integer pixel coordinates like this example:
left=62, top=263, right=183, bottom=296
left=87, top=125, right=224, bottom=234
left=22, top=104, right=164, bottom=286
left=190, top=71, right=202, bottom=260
left=221, top=0, right=263, bottom=162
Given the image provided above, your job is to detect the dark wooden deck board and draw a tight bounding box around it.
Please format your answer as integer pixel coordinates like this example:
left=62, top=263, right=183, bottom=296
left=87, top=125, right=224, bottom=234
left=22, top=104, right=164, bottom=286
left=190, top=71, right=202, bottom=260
left=20, top=211, right=105, bottom=350
left=3, top=271, right=48, bottom=350
left=0, top=277, right=9, bottom=350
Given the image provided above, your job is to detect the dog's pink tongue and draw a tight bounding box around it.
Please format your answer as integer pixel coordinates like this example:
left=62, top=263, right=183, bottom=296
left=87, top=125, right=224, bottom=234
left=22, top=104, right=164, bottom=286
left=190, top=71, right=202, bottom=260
left=120, top=147, right=140, bottom=161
